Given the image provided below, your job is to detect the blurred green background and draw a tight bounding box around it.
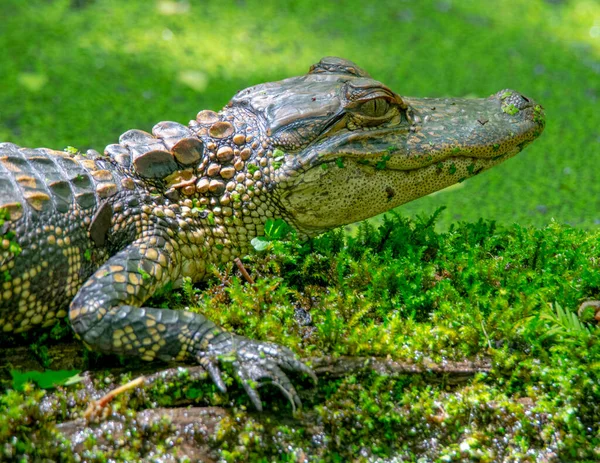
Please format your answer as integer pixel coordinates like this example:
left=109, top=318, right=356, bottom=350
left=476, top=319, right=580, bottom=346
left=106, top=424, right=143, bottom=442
left=0, top=0, right=598, bottom=229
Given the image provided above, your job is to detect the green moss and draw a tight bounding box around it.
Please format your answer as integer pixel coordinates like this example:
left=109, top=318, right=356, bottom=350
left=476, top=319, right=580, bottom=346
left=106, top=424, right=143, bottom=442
left=2, top=212, right=600, bottom=459
left=0, top=386, right=74, bottom=461
left=375, top=154, right=392, bottom=170
left=502, top=103, right=520, bottom=115
left=0, top=208, right=21, bottom=256
left=533, top=104, right=545, bottom=125
left=138, top=264, right=151, bottom=281
left=63, top=146, right=79, bottom=155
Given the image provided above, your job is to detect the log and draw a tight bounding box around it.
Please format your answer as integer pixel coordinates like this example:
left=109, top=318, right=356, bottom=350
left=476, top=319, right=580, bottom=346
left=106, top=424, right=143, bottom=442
left=1, top=341, right=490, bottom=384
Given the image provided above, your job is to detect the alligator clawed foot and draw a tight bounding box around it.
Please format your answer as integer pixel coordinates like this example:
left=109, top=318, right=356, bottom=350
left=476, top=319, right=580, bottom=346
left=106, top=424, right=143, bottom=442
left=198, top=335, right=317, bottom=412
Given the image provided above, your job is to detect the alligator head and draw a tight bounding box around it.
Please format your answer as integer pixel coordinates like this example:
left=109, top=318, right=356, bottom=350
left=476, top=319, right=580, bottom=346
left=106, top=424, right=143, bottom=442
left=231, top=56, right=545, bottom=236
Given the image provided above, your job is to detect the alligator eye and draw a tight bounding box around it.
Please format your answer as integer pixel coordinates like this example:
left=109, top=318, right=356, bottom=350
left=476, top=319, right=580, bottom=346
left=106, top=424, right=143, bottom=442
left=358, top=98, right=390, bottom=118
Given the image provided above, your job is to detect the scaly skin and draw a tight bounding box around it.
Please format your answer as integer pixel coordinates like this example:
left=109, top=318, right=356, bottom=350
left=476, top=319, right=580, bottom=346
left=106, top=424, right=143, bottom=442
left=0, top=57, right=545, bottom=410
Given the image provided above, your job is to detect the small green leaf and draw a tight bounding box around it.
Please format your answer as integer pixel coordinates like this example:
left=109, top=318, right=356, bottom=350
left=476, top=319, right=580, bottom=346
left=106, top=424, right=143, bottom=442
left=11, top=369, right=83, bottom=390
left=502, top=103, right=519, bottom=115
left=251, top=237, right=271, bottom=251
left=251, top=218, right=291, bottom=251
left=265, top=218, right=291, bottom=240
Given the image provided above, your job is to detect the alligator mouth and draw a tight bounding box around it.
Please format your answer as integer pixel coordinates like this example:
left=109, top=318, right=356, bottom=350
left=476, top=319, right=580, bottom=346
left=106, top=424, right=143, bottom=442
left=321, top=151, right=516, bottom=175
left=309, top=128, right=526, bottom=175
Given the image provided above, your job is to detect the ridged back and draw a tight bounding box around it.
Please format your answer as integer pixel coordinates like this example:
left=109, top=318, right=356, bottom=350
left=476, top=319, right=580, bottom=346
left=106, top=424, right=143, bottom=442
left=0, top=143, right=126, bottom=223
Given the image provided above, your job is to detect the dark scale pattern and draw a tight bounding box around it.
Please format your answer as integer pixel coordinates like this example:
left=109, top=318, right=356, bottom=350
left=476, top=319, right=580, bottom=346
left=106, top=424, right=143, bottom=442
left=0, top=144, right=129, bottom=332
left=0, top=57, right=544, bottom=410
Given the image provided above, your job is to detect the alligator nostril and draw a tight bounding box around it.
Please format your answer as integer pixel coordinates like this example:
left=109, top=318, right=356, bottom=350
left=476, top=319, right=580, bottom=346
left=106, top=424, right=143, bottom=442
left=497, top=89, right=535, bottom=111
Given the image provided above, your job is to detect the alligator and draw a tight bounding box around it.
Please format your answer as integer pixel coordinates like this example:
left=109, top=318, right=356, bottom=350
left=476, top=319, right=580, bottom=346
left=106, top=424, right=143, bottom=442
left=0, top=57, right=545, bottom=410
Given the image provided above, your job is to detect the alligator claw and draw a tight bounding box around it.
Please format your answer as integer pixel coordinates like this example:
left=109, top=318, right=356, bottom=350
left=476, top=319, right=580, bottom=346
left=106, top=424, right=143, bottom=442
left=200, top=357, right=227, bottom=393
left=197, top=335, right=316, bottom=411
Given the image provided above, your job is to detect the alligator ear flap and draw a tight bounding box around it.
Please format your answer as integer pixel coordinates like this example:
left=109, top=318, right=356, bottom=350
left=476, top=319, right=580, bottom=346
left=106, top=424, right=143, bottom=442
left=309, top=56, right=371, bottom=78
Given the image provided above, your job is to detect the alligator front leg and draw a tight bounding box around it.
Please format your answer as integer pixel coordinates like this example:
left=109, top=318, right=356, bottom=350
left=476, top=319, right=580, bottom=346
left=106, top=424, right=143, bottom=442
left=69, top=237, right=315, bottom=411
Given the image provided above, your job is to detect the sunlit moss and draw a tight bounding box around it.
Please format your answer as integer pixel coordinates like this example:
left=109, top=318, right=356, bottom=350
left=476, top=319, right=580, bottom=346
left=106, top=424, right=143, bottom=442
left=1, top=212, right=599, bottom=460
